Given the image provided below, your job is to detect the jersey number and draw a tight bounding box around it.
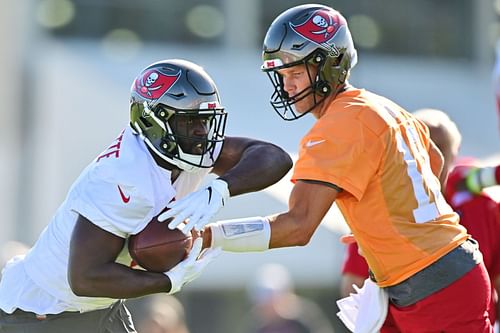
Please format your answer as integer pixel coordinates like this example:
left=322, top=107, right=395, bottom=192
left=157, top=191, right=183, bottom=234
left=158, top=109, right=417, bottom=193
left=388, top=107, right=452, bottom=223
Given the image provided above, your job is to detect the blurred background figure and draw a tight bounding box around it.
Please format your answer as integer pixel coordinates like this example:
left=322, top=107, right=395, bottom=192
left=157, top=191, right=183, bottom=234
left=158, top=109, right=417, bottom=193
left=415, top=109, right=500, bottom=327
left=246, top=263, right=335, bottom=333
left=463, top=164, right=500, bottom=195
left=0, top=240, right=29, bottom=280
left=339, top=241, right=368, bottom=300
left=493, top=39, right=500, bottom=133
left=412, top=108, right=462, bottom=186
left=340, top=108, right=500, bottom=328
left=126, top=294, right=190, bottom=333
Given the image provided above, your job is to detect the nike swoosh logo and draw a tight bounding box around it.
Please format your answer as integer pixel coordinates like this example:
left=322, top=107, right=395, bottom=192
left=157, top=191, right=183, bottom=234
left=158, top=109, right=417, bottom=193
left=305, top=139, right=326, bottom=148
left=117, top=185, right=130, bottom=203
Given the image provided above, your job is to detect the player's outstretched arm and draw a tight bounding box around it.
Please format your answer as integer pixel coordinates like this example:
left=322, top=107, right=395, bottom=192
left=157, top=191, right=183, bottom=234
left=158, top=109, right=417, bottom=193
left=211, top=136, right=293, bottom=195
left=160, top=136, right=293, bottom=234
left=202, top=180, right=339, bottom=251
left=68, top=215, right=216, bottom=298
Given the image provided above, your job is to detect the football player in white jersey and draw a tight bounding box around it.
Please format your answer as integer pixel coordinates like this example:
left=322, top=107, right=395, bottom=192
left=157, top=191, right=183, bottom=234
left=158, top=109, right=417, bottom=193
left=0, top=59, right=293, bottom=332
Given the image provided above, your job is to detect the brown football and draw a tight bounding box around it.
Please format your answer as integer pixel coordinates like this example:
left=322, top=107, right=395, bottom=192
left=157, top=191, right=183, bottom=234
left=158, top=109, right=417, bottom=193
left=128, top=213, right=193, bottom=273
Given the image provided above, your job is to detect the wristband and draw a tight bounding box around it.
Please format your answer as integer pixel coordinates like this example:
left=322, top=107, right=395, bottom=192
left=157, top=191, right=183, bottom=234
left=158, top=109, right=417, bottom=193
left=210, top=216, right=271, bottom=252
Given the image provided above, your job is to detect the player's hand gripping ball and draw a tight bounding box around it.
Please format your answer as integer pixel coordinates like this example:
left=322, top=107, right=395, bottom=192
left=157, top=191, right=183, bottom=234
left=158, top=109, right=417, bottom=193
left=128, top=209, right=195, bottom=272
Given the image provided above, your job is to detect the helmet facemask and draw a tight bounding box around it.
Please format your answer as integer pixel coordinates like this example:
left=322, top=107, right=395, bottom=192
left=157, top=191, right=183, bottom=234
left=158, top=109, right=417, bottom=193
left=163, top=104, right=227, bottom=170
left=134, top=101, right=227, bottom=172
left=129, top=59, right=227, bottom=172
left=263, top=51, right=333, bottom=121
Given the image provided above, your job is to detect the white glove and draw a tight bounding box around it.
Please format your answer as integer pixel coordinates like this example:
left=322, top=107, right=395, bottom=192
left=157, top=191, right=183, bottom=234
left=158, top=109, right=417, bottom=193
left=159, top=179, right=230, bottom=235
left=164, top=238, right=221, bottom=295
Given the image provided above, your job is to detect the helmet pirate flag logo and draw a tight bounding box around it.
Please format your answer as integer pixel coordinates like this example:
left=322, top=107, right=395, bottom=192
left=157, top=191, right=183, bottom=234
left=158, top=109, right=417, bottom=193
left=134, top=69, right=181, bottom=100
left=289, top=9, right=344, bottom=55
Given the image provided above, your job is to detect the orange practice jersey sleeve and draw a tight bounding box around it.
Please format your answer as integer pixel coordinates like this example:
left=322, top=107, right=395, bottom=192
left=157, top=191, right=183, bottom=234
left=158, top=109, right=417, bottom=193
left=292, top=89, right=468, bottom=287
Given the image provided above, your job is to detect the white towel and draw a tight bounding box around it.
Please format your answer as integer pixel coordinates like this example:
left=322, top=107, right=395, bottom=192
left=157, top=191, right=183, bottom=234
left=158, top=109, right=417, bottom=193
left=336, top=278, right=389, bottom=333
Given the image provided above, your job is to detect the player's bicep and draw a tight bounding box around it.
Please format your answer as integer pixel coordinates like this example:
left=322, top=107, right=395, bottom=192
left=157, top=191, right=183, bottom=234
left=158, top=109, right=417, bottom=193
left=212, top=136, right=292, bottom=177
left=289, top=180, right=339, bottom=219
left=269, top=180, right=339, bottom=248
left=211, top=136, right=254, bottom=175
left=69, top=215, right=125, bottom=278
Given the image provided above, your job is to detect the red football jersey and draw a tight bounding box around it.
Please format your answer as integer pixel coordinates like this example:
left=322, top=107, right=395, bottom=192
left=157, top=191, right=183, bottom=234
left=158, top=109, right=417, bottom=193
left=446, top=164, right=500, bottom=323
left=341, top=242, right=369, bottom=279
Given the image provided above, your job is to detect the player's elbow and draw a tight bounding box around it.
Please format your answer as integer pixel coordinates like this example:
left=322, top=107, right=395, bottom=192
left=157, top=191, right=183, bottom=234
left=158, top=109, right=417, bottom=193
left=68, top=268, right=93, bottom=297
left=70, top=286, right=90, bottom=297
left=68, top=277, right=87, bottom=297
left=273, top=145, right=294, bottom=175
left=256, top=143, right=293, bottom=177
left=280, top=148, right=294, bottom=171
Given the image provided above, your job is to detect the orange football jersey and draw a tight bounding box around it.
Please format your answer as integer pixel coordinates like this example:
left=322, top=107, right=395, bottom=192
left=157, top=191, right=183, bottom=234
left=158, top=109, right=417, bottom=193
left=292, top=88, right=468, bottom=287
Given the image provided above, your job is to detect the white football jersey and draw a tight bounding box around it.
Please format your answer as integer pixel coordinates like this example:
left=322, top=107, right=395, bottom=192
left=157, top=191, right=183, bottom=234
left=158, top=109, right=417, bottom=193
left=0, top=126, right=220, bottom=314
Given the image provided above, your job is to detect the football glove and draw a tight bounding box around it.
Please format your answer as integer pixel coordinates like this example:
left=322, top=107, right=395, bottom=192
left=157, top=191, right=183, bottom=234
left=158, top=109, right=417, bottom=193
left=159, top=179, right=230, bottom=235
left=164, top=238, right=221, bottom=294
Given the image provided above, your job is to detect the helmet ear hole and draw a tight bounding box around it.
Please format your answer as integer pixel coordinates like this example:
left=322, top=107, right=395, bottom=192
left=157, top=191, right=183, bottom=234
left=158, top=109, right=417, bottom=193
left=156, top=109, right=168, bottom=120
left=314, top=53, right=324, bottom=64
left=154, top=104, right=174, bottom=121
left=161, top=137, right=177, bottom=153
left=316, top=81, right=330, bottom=96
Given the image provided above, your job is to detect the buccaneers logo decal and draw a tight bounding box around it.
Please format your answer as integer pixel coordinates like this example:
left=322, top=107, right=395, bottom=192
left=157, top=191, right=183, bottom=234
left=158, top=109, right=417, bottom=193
left=134, top=69, right=180, bottom=100
left=290, top=9, right=344, bottom=55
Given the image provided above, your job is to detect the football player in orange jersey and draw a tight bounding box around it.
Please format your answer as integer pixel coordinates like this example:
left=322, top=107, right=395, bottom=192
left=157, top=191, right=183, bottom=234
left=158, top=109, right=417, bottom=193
left=166, top=5, right=493, bottom=332
left=341, top=108, right=500, bottom=328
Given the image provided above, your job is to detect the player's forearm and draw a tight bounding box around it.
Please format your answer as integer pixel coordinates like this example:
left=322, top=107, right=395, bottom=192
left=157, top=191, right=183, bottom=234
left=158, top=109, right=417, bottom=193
left=267, top=212, right=316, bottom=248
left=201, top=212, right=312, bottom=251
left=219, top=143, right=292, bottom=196
left=202, top=182, right=335, bottom=251
left=69, top=263, right=171, bottom=298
